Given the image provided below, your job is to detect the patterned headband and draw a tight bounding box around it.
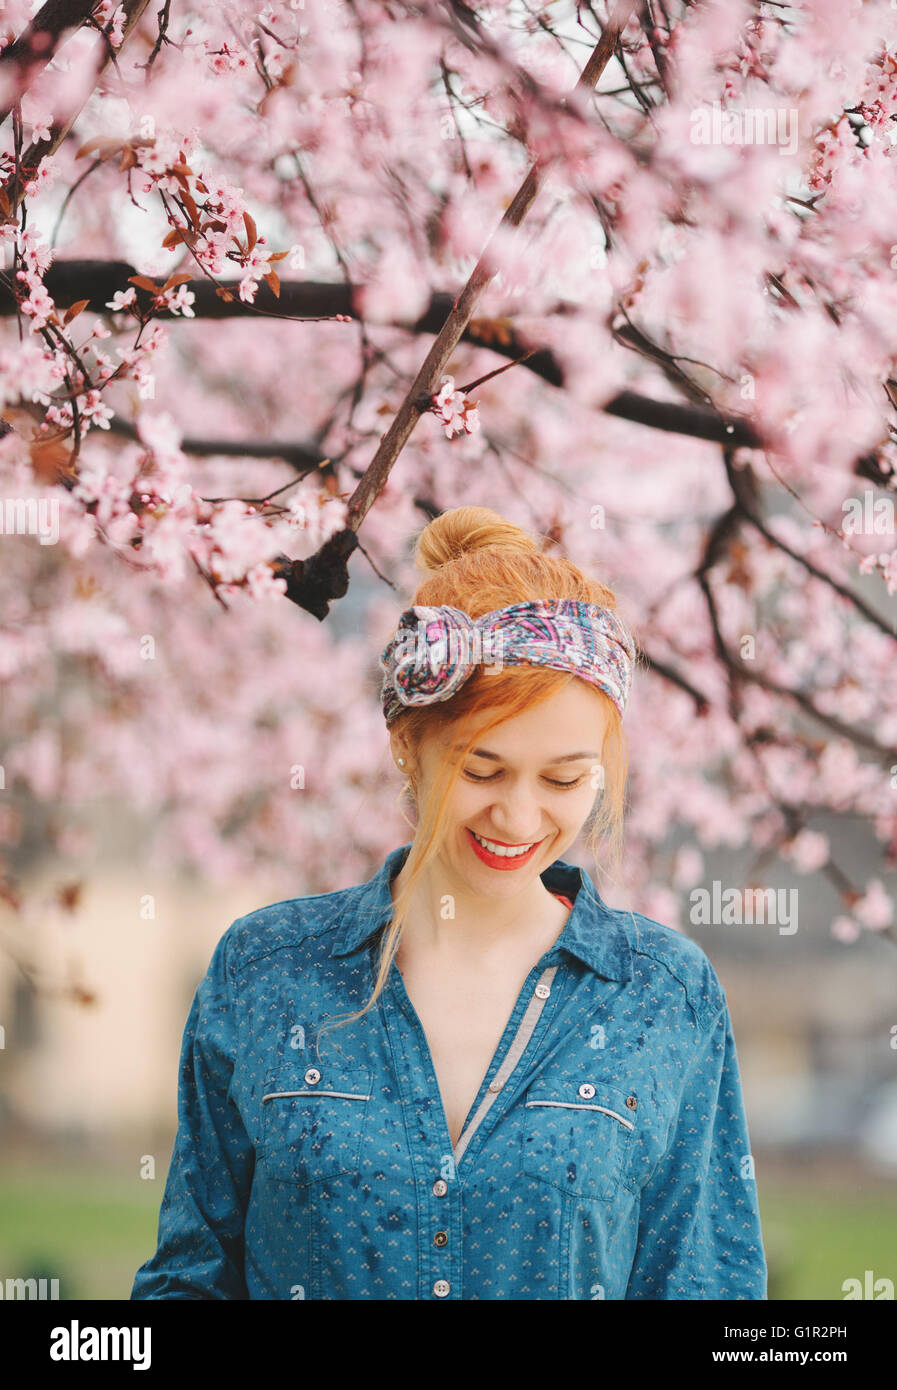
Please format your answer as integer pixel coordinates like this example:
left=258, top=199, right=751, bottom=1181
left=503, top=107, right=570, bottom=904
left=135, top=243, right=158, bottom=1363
left=379, top=599, right=636, bottom=725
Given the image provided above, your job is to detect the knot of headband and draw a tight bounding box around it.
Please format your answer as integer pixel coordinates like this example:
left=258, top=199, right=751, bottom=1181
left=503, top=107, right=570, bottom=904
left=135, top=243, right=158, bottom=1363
left=379, top=599, right=636, bottom=725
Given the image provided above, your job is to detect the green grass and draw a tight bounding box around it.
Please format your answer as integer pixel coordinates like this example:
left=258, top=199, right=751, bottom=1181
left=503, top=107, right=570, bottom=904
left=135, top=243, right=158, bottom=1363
left=759, top=1185, right=897, bottom=1300
left=0, top=1165, right=162, bottom=1300
left=0, top=1163, right=894, bottom=1299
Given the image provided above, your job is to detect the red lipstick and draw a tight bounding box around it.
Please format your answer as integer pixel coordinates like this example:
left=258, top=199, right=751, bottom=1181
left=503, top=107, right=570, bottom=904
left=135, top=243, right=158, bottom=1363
left=466, top=826, right=543, bottom=870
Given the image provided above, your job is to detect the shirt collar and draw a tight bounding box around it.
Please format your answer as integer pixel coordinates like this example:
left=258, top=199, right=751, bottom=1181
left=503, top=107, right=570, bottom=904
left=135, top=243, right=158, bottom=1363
left=330, top=841, right=633, bottom=983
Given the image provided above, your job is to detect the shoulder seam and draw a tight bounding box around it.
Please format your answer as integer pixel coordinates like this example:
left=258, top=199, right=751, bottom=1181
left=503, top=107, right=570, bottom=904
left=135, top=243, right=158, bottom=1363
left=226, top=885, right=360, bottom=978
left=623, top=912, right=724, bottom=1033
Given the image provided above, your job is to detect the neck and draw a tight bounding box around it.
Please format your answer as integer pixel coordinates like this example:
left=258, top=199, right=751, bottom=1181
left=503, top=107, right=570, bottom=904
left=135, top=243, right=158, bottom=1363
left=389, top=847, right=566, bottom=963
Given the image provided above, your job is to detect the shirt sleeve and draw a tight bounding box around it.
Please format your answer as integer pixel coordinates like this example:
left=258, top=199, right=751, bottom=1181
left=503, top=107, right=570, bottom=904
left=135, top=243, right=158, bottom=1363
left=131, top=926, right=254, bottom=1300
left=624, top=995, right=768, bottom=1300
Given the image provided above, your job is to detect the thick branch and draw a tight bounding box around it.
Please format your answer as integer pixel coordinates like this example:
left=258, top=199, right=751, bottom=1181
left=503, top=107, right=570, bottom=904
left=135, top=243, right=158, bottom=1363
left=104, top=412, right=331, bottom=476
left=6, top=269, right=893, bottom=631
left=0, top=260, right=767, bottom=448
left=3, top=0, right=153, bottom=215
left=0, top=0, right=98, bottom=129
left=337, top=0, right=641, bottom=562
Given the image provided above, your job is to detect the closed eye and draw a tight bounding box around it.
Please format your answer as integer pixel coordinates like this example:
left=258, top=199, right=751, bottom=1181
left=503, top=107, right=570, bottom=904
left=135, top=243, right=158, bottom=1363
left=463, top=771, right=584, bottom=789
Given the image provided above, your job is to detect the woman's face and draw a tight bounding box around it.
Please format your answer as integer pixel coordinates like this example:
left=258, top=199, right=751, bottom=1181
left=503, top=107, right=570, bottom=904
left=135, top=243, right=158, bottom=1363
left=393, top=680, right=612, bottom=896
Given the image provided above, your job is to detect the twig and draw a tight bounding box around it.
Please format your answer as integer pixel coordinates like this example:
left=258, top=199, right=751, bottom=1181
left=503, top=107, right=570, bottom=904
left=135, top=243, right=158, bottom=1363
left=284, top=0, right=643, bottom=618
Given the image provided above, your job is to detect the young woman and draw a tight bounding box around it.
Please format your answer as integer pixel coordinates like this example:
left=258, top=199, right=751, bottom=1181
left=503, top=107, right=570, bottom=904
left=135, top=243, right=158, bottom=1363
left=132, top=505, right=767, bottom=1300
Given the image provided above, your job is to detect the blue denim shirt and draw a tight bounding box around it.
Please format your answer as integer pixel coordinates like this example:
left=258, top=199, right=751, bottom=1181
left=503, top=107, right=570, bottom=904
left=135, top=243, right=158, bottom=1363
left=131, top=841, right=767, bottom=1300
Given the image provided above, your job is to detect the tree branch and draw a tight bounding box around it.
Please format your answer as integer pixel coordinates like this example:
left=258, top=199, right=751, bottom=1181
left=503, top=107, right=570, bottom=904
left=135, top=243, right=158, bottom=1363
left=722, top=447, right=896, bottom=642
left=270, top=0, right=641, bottom=617
left=0, top=260, right=773, bottom=450
left=104, top=411, right=333, bottom=477
left=3, top=0, right=153, bottom=215
left=0, top=0, right=98, bottom=129
left=696, top=525, right=896, bottom=766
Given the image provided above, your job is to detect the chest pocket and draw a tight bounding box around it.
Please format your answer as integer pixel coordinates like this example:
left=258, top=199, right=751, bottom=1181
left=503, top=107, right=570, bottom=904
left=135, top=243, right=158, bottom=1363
left=261, top=1063, right=372, bottom=1186
left=522, top=1078, right=640, bottom=1201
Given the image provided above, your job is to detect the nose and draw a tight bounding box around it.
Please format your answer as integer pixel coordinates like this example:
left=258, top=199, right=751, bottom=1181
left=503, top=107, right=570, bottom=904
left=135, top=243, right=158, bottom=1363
left=486, top=781, right=546, bottom=844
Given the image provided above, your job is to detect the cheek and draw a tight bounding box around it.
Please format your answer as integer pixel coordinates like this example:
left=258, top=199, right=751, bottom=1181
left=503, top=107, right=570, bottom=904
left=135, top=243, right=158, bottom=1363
left=451, top=784, right=489, bottom=821
left=560, top=787, right=597, bottom=821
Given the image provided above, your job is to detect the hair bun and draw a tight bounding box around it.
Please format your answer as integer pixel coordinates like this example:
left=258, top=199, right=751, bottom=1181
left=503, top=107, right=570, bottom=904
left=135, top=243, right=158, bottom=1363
left=414, top=506, right=538, bottom=576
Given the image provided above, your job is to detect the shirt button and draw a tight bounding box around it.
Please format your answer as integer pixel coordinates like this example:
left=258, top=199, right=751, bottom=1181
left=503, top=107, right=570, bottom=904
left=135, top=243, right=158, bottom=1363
left=432, top=1178, right=448, bottom=1197
left=303, top=1068, right=321, bottom=1085
left=433, top=1230, right=448, bottom=1247
left=488, top=1079, right=502, bottom=1093
left=626, top=1096, right=638, bottom=1110
left=433, top=1279, right=451, bottom=1297
left=578, top=1082, right=596, bottom=1099
left=534, top=983, right=551, bottom=999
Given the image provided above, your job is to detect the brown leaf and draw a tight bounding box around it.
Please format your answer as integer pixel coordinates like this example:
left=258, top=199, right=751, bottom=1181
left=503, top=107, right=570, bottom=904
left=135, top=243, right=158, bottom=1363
left=215, top=287, right=235, bottom=302
left=161, top=227, right=198, bottom=250
left=162, top=272, right=193, bottom=292
left=180, top=189, right=199, bottom=228
left=0, top=875, right=22, bottom=912
left=262, top=269, right=280, bottom=298
left=75, top=137, right=122, bottom=160
left=243, top=209, right=258, bottom=250
left=57, top=881, right=83, bottom=913
left=29, top=432, right=74, bottom=485
left=63, top=299, right=90, bottom=325
left=725, top=539, right=752, bottom=591
left=468, top=317, right=514, bottom=347
left=119, top=146, right=138, bottom=171
left=269, top=250, right=290, bottom=262
left=128, top=275, right=160, bottom=293
left=70, top=985, right=98, bottom=1007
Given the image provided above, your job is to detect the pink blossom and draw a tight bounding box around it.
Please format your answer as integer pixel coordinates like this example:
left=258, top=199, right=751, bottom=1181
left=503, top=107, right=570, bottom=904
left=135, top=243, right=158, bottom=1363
left=76, top=389, right=113, bottom=430
left=431, top=375, right=479, bottom=440
left=1, top=0, right=896, bottom=938
left=782, top=828, right=830, bottom=874
left=22, top=103, right=52, bottom=143
left=853, top=879, right=894, bottom=930
left=106, top=288, right=137, bottom=312
left=830, top=915, right=861, bottom=943
left=672, top=845, right=704, bottom=889
left=245, top=562, right=288, bottom=600
left=162, top=284, right=196, bottom=317
left=19, top=282, right=56, bottom=329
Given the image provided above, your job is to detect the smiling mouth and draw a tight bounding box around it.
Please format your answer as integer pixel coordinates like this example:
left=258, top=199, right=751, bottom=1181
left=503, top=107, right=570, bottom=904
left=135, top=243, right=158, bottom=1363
left=466, top=826, right=545, bottom=862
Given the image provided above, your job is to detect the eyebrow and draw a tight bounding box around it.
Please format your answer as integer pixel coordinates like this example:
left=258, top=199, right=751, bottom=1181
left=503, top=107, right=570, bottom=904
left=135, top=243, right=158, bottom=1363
left=459, top=746, right=599, bottom=763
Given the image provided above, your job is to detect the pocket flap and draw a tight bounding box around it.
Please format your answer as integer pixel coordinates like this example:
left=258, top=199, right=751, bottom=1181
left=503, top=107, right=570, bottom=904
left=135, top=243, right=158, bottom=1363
left=522, top=1078, right=639, bottom=1201
left=261, top=1062, right=372, bottom=1186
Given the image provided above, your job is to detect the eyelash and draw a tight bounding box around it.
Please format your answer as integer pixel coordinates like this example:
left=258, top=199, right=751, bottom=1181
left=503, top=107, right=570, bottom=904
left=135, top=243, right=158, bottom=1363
left=463, top=771, right=584, bottom=790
